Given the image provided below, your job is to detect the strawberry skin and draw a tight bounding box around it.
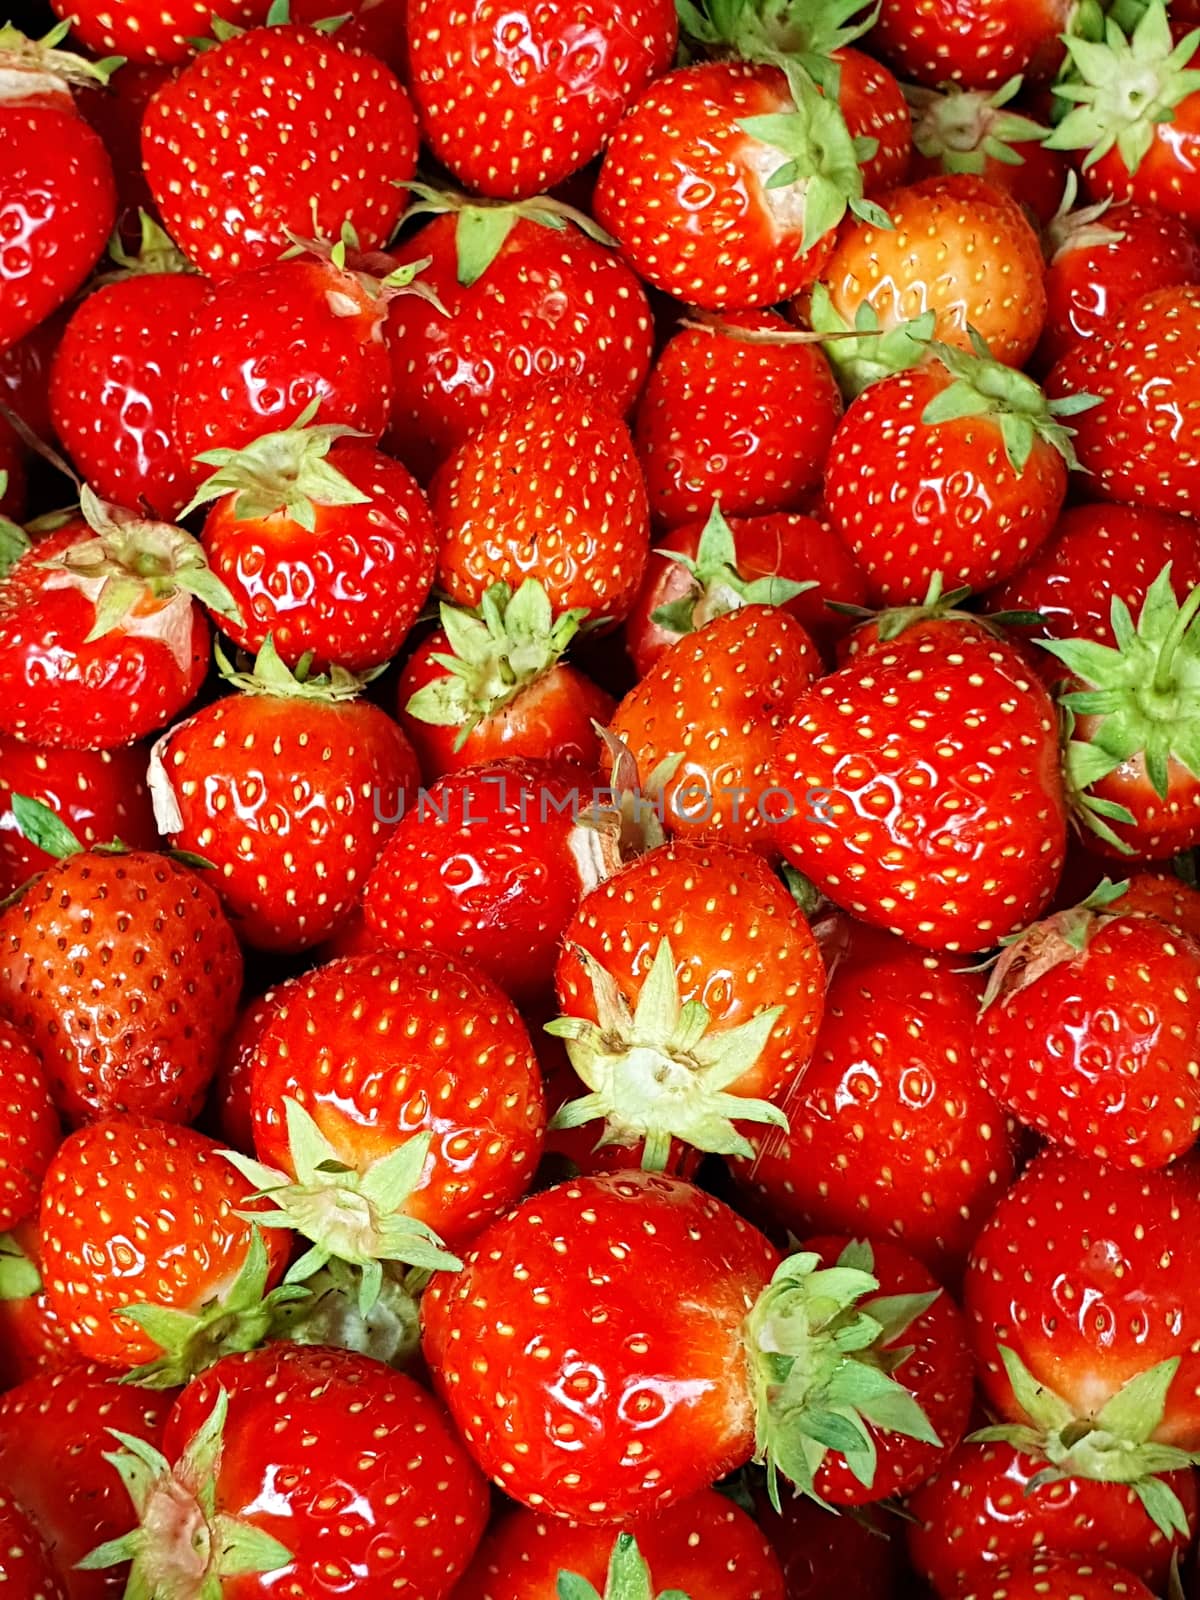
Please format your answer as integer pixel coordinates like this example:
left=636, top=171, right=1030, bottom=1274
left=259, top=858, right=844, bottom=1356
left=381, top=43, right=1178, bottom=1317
left=869, top=0, right=1071, bottom=90
left=0, top=1220, right=77, bottom=1390
left=50, top=0, right=268, bottom=64
left=0, top=1018, right=58, bottom=1235
left=0, top=1487, right=64, bottom=1597
left=951, top=1556, right=1156, bottom=1600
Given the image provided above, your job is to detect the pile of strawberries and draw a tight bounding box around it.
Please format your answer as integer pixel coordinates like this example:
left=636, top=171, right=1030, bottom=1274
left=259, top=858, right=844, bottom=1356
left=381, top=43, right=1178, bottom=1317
left=3, top=0, right=1200, bottom=1592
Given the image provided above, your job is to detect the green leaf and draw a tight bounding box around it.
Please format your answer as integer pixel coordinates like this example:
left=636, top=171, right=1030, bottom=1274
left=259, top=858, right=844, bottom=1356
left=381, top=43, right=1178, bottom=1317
left=1095, top=1358, right=1180, bottom=1444
left=455, top=205, right=520, bottom=286
left=10, top=793, right=82, bottom=859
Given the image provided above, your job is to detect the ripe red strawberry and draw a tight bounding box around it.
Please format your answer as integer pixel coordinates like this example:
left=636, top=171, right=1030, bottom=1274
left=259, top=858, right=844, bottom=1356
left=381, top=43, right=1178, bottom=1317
left=397, top=584, right=615, bottom=780
left=0, top=1018, right=58, bottom=1234
left=48, top=220, right=212, bottom=520
left=733, top=921, right=1016, bottom=1278
left=0, top=815, right=242, bottom=1127
left=39, top=1119, right=291, bottom=1379
left=753, top=1491, right=903, bottom=1600
left=407, top=0, right=675, bottom=199
left=633, top=313, right=842, bottom=528
left=185, top=412, right=437, bottom=672
left=142, top=22, right=417, bottom=277
left=150, top=640, right=418, bottom=952
left=0, top=1486, right=64, bottom=1597
left=433, top=387, right=650, bottom=624
left=0, top=1222, right=76, bottom=1391
left=869, top=0, right=1070, bottom=90
left=0, top=25, right=117, bottom=353
left=82, top=1344, right=489, bottom=1599
left=1121, top=869, right=1200, bottom=941
left=0, top=1365, right=170, bottom=1600
left=50, top=0, right=268, bottom=63
left=424, top=1176, right=969, bottom=1519
left=772, top=626, right=1068, bottom=951
left=0, top=306, right=63, bottom=442
left=0, top=492, right=236, bottom=750
left=951, top=1556, right=1156, bottom=1600
left=457, top=1491, right=786, bottom=1598
left=818, top=175, right=1048, bottom=369
left=609, top=604, right=822, bottom=855
left=77, top=61, right=171, bottom=244
left=823, top=337, right=1090, bottom=603
left=385, top=196, right=655, bottom=481
left=907, top=79, right=1066, bottom=223
left=363, top=758, right=606, bottom=1006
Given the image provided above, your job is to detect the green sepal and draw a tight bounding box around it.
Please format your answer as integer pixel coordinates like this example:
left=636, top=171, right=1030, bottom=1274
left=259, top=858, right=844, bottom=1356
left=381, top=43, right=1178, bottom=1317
left=401, top=182, right=616, bottom=286
left=907, top=76, right=1049, bottom=175
left=0, top=1232, right=41, bottom=1300
left=675, top=0, right=878, bottom=69
left=266, top=1257, right=424, bottom=1368
left=102, top=211, right=194, bottom=280
left=648, top=501, right=814, bottom=636
left=557, top=1533, right=692, bottom=1600
left=9, top=793, right=83, bottom=860
left=0, top=19, right=122, bottom=85
left=215, top=633, right=371, bottom=703
left=807, top=285, right=934, bottom=399
left=0, top=476, right=29, bottom=579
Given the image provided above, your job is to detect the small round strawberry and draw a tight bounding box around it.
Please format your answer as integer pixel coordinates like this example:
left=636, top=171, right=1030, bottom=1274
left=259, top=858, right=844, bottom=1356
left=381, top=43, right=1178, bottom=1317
left=48, top=218, right=212, bottom=520
left=0, top=1018, right=58, bottom=1235
left=184, top=410, right=437, bottom=672
left=633, top=313, right=843, bottom=528
left=407, top=0, right=675, bottom=200
left=0, top=1222, right=77, bottom=1391
left=39, top=1119, right=291, bottom=1381
left=952, top=1556, right=1156, bottom=1600
left=385, top=195, right=655, bottom=480
left=818, top=174, right=1048, bottom=369
left=550, top=839, right=825, bottom=1167
left=150, top=639, right=418, bottom=952
left=870, top=0, right=1070, bottom=90
left=142, top=21, right=417, bottom=276
left=82, top=1344, right=490, bottom=1599
left=457, top=1491, right=786, bottom=1598
left=0, top=491, right=237, bottom=751
left=0, top=815, right=242, bottom=1127
left=396, top=580, right=616, bottom=779
left=907, top=79, right=1066, bottom=223
left=0, top=1486, right=64, bottom=1597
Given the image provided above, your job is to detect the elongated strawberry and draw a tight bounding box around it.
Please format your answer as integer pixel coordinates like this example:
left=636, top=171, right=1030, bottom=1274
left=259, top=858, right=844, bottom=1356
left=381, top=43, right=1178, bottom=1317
left=0, top=1018, right=58, bottom=1235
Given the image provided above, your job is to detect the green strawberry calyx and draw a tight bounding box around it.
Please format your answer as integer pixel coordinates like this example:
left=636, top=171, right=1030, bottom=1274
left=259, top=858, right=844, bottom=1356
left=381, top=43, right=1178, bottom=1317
left=745, top=1237, right=942, bottom=1508
left=181, top=399, right=372, bottom=529
left=831, top=571, right=1043, bottom=645
left=6, top=792, right=213, bottom=881
left=100, top=211, right=195, bottom=281
left=1043, top=171, right=1127, bottom=263
left=978, top=878, right=1130, bottom=1009
left=405, top=579, right=590, bottom=751
left=907, top=76, right=1050, bottom=174
left=78, top=1389, right=294, bottom=1596
left=1043, top=566, right=1200, bottom=845
left=970, top=1345, right=1200, bottom=1539
left=650, top=501, right=814, bottom=637
left=557, top=1534, right=691, bottom=1600
left=117, top=1227, right=309, bottom=1391
left=806, top=284, right=935, bottom=399
left=677, top=0, right=877, bottom=82
left=547, top=935, right=788, bottom=1172
left=401, top=180, right=617, bottom=287
left=192, top=0, right=347, bottom=50
left=221, top=1097, right=462, bottom=1317
left=1047, top=1, right=1200, bottom=175
left=281, top=220, right=446, bottom=315
left=215, top=634, right=372, bottom=703
left=0, top=473, right=28, bottom=579
left=586, top=726, right=678, bottom=862
left=264, top=1257, right=426, bottom=1369
left=0, top=19, right=121, bottom=95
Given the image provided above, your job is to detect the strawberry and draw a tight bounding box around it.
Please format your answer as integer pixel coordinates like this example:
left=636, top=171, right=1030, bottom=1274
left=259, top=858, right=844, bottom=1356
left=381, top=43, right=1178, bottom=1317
left=432, top=386, right=650, bottom=625
left=51, top=0, right=268, bottom=63
left=0, top=490, right=238, bottom=750
left=906, top=79, right=1066, bottom=224
left=0, top=736, right=159, bottom=898
left=39, top=1118, right=292, bottom=1381
left=184, top=409, right=438, bottom=672
left=384, top=194, right=655, bottom=482
left=771, top=625, right=1068, bottom=951
left=732, top=922, right=1017, bottom=1278
left=1047, top=2, right=1200, bottom=231
left=624, top=504, right=868, bottom=675
left=950, top=1556, right=1156, bottom=1600
left=0, top=1017, right=58, bottom=1234
left=227, top=949, right=545, bottom=1297
left=0, top=1364, right=170, bottom=1600
left=0, top=1222, right=76, bottom=1391
left=141, top=21, right=417, bottom=277
left=869, top=0, right=1071, bottom=90
left=396, top=581, right=616, bottom=780
left=550, top=838, right=825, bottom=1166
left=208, top=987, right=288, bottom=1155
left=81, top=1344, right=490, bottom=1599
left=363, top=757, right=608, bottom=1007
left=817, top=174, right=1048, bottom=369
left=458, top=1491, right=786, bottom=1598
left=0, top=25, right=117, bottom=353
left=609, top=604, right=822, bottom=855
left=1120, top=868, right=1200, bottom=941
left=823, top=336, right=1091, bottom=603
left=633, top=313, right=843, bottom=528
left=752, top=1492, right=903, bottom=1600
left=423, top=1176, right=969, bottom=1519
left=48, top=218, right=212, bottom=521
left=0, top=1486, right=64, bottom=1597
left=0, top=307, right=63, bottom=442
left=77, top=61, right=171, bottom=244
left=593, top=62, right=890, bottom=311
left=149, top=639, right=418, bottom=952
left=0, top=803, right=242, bottom=1128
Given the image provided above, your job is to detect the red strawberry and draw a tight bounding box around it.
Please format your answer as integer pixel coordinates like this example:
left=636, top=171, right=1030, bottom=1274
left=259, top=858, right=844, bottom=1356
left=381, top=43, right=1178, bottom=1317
left=0, top=1018, right=58, bottom=1234
left=0, top=1365, right=170, bottom=1600
left=142, top=22, right=417, bottom=276
left=433, top=386, right=650, bottom=625
left=0, top=306, right=63, bottom=441
left=950, top=1556, right=1156, bottom=1600
left=185, top=411, right=437, bottom=672
left=907, top=79, right=1065, bottom=223
left=0, top=491, right=237, bottom=750
left=733, top=922, right=1017, bottom=1278
left=1120, top=869, right=1200, bottom=941
left=0, top=25, right=117, bottom=353
left=0, top=1486, right=64, bottom=1597
left=823, top=337, right=1089, bottom=603
left=397, top=581, right=615, bottom=780
left=633, top=313, right=843, bottom=528
left=51, top=0, right=267, bottom=63
left=753, top=1492, right=903, bottom=1600
left=150, top=640, right=418, bottom=952
left=48, top=219, right=212, bottom=520
left=39, top=1119, right=291, bottom=1380
left=0, top=1221, right=76, bottom=1391
left=406, top=0, right=675, bottom=199
left=77, top=62, right=171, bottom=244
left=81, top=1344, right=490, bottom=1599
left=871, top=0, right=1070, bottom=89
left=385, top=195, right=655, bottom=481
left=771, top=625, right=1068, bottom=951
left=457, top=1491, right=786, bottom=1598
left=208, top=986, right=288, bottom=1156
